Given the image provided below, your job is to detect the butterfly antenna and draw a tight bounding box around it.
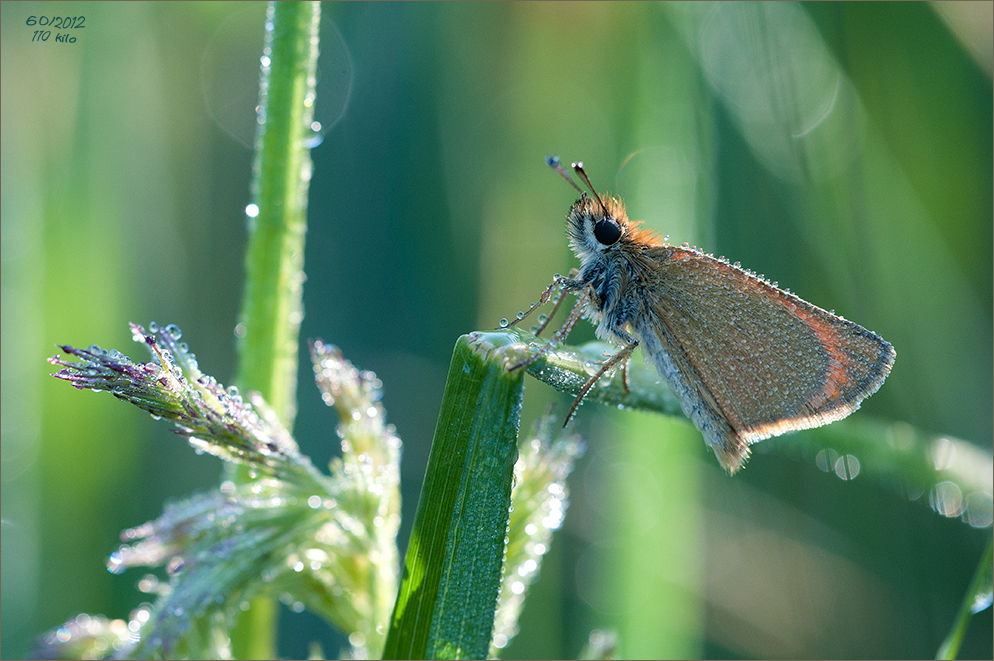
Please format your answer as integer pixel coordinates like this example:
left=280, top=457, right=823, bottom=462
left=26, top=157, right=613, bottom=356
left=546, top=155, right=585, bottom=195
left=571, top=162, right=610, bottom=218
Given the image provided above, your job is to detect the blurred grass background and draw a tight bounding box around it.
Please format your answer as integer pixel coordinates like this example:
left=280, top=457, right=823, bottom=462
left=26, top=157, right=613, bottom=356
left=2, top=2, right=991, bottom=658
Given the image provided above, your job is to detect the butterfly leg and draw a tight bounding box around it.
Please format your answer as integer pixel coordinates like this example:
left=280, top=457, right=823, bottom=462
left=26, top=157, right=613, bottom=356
left=505, top=269, right=581, bottom=336
left=564, top=329, right=639, bottom=426
left=532, top=269, right=580, bottom=336
left=508, top=284, right=592, bottom=373
left=505, top=279, right=560, bottom=330
left=621, top=359, right=631, bottom=394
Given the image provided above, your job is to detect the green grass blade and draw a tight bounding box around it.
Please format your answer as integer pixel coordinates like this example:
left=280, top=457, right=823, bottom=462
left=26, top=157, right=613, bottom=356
left=236, top=0, right=320, bottom=427
left=383, top=332, right=526, bottom=660
left=231, top=3, right=322, bottom=658
left=936, top=536, right=993, bottom=660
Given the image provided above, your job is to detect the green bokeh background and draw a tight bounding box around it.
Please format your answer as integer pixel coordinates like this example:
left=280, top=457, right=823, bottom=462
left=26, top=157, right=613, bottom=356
left=2, top=2, right=991, bottom=659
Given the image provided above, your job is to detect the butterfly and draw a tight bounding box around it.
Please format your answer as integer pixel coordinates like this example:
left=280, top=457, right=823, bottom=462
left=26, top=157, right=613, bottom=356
left=508, top=157, right=895, bottom=473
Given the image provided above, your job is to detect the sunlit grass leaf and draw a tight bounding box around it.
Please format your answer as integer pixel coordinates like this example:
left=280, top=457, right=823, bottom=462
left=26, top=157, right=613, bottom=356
left=383, top=332, right=525, bottom=660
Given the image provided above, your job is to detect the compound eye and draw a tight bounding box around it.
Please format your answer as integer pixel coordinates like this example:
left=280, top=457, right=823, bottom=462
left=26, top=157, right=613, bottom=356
left=593, top=218, right=622, bottom=245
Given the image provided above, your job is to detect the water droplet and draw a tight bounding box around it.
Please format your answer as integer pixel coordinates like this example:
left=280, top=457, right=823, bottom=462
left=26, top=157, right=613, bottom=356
left=107, top=552, right=125, bottom=574
left=303, top=122, right=325, bottom=148
left=166, top=556, right=185, bottom=575
left=833, top=454, right=860, bottom=480
left=971, top=589, right=994, bottom=614
left=930, top=481, right=966, bottom=518
left=499, top=318, right=509, bottom=328
left=137, top=574, right=159, bottom=593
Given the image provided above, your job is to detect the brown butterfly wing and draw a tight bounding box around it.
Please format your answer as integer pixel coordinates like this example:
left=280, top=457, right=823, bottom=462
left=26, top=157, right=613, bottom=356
left=634, top=245, right=894, bottom=471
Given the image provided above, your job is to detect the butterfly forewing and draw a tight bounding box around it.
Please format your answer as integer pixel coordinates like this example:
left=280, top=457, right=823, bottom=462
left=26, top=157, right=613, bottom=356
left=643, top=246, right=894, bottom=442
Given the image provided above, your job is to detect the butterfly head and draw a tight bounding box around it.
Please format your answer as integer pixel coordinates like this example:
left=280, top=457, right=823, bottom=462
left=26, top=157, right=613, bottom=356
left=548, top=156, right=663, bottom=268
left=567, top=193, right=628, bottom=260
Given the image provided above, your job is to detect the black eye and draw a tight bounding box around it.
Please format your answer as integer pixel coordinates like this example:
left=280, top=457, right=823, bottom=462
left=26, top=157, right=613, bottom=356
left=593, top=218, right=622, bottom=245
